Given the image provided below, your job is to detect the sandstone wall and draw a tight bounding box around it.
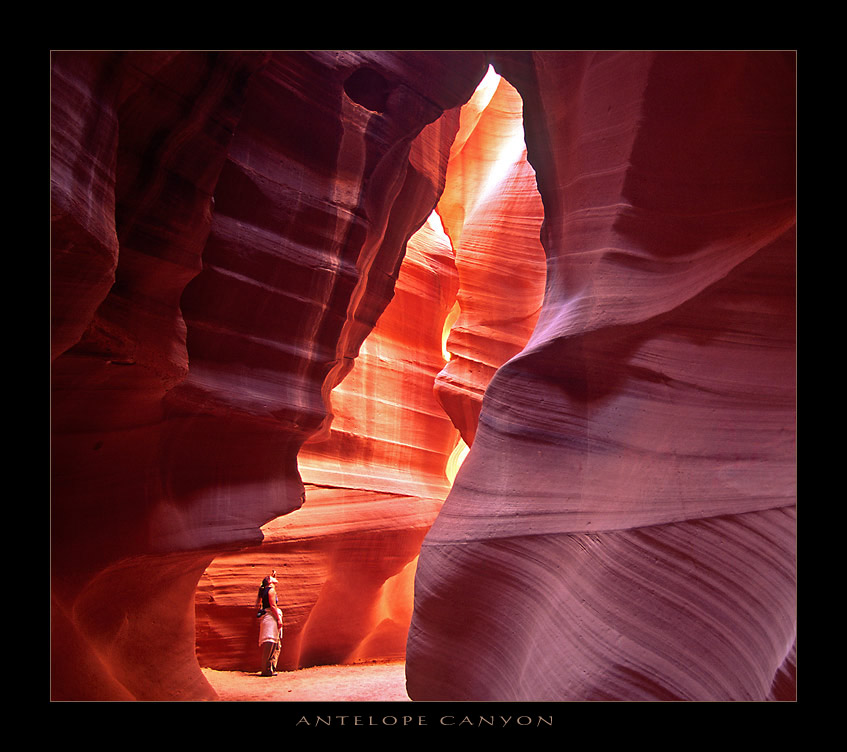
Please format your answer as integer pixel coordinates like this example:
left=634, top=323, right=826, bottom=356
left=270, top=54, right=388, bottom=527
left=195, top=212, right=461, bottom=672
left=406, top=50, right=797, bottom=701
left=51, top=50, right=796, bottom=702
left=51, top=50, right=488, bottom=700
left=193, top=69, right=549, bottom=675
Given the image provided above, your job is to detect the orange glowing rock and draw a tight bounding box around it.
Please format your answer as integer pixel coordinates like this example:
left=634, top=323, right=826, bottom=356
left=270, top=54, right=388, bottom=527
left=194, top=69, right=546, bottom=676
left=51, top=51, right=796, bottom=704
left=196, top=487, right=442, bottom=672
left=298, top=211, right=461, bottom=501
left=435, top=69, right=547, bottom=446
left=197, top=210, right=463, bottom=673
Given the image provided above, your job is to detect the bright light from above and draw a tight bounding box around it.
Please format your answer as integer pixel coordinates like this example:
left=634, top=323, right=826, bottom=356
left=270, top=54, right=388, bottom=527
left=425, top=209, right=451, bottom=243
left=441, top=300, right=460, bottom=362
left=471, top=64, right=501, bottom=112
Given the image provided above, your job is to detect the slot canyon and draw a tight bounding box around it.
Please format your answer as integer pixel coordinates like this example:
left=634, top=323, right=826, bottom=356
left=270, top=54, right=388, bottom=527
left=50, top=50, right=796, bottom=702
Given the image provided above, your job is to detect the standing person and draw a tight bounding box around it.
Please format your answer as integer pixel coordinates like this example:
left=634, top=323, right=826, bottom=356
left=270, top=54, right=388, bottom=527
left=255, top=571, right=283, bottom=676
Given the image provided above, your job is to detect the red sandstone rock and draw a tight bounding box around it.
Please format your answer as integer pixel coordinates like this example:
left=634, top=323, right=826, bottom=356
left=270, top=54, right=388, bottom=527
left=196, top=487, right=442, bottom=673
left=51, top=50, right=796, bottom=703
left=51, top=52, right=123, bottom=362
left=50, top=50, right=487, bottom=700
left=406, top=50, right=797, bottom=701
left=298, top=211, right=461, bottom=500
left=196, top=211, right=462, bottom=672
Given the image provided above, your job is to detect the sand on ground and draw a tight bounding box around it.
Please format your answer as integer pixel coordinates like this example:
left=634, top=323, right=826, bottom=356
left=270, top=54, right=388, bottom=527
left=201, top=660, right=410, bottom=702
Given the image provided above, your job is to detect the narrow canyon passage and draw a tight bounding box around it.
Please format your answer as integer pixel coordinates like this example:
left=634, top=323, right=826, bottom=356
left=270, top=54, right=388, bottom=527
left=193, top=67, right=548, bottom=676
left=51, top=51, right=795, bottom=702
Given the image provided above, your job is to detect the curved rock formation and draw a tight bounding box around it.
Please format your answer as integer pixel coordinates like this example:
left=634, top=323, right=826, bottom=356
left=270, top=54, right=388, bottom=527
left=196, top=488, right=442, bottom=673
left=51, top=50, right=796, bottom=703
left=194, top=69, right=545, bottom=676
left=434, top=69, right=547, bottom=446
left=297, top=211, right=461, bottom=500
left=406, top=51, right=797, bottom=701
left=196, top=211, right=462, bottom=672
left=51, top=50, right=487, bottom=700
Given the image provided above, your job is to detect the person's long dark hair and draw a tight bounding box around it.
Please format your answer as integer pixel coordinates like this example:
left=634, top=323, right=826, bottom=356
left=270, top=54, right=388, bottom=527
left=257, top=578, right=269, bottom=615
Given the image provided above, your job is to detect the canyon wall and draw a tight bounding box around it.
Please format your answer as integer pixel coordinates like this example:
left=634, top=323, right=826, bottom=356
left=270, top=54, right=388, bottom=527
left=51, top=50, right=796, bottom=703
left=195, top=212, right=460, bottom=672
left=50, top=50, right=488, bottom=700
left=434, top=68, right=548, bottom=446
left=194, top=70, right=548, bottom=676
left=406, top=51, right=796, bottom=701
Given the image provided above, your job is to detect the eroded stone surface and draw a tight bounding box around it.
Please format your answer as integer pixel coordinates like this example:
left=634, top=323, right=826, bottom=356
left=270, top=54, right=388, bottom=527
left=192, top=68, right=549, bottom=677
left=51, top=51, right=796, bottom=702
left=434, top=70, right=547, bottom=446
left=50, top=50, right=487, bottom=700
left=196, top=211, right=462, bottom=672
left=406, top=51, right=797, bottom=702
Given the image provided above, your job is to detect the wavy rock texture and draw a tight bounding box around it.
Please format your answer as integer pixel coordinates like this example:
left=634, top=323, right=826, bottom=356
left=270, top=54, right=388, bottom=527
left=297, top=212, right=461, bottom=499
left=406, top=51, right=797, bottom=701
left=51, top=50, right=796, bottom=703
left=434, top=69, right=547, bottom=446
left=194, top=71, right=549, bottom=674
left=50, top=50, right=488, bottom=700
left=197, top=489, right=442, bottom=673
left=196, top=211, right=462, bottom=671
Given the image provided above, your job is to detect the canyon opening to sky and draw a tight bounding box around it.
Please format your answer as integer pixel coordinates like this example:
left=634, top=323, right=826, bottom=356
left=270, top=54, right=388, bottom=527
left=193, top=66, right=549, bottom=676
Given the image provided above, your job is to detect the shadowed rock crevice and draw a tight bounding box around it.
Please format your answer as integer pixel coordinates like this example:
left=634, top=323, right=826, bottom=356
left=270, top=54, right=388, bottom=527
left=51, top=50, right=489, bottom=700
left=344, top=67, right=394, bottom=113
left=194, top=66, right=548, bottom=675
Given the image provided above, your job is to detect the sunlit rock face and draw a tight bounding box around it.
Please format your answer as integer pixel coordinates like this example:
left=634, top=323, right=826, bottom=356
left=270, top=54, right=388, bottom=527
left=298, top=212, right=462, bottom=500
left=406, top=51, right=797, bottom=701
left=196, top=212, right=462, bottom=672
left=50, top=50, right=488, bottom=700
left=51, top=49, right=796, bottom=703
left=194, top=69, right=547, bottom=675
left=434, top=69, right=547, bottom=447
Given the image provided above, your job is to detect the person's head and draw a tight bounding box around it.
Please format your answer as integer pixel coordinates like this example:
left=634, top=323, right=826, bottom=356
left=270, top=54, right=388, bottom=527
left=262, top=572, right=278, bottom=587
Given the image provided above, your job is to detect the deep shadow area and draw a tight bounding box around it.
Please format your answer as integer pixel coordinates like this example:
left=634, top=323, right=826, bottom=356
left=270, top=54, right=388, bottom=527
left=344, top=67, right=394, bottom=113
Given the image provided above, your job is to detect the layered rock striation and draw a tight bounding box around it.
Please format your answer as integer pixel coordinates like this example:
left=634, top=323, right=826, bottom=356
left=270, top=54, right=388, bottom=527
left=51, top=50, right=488, bottom=700
left=434, top=69, right=547, bottom=447
left=51, top=50, right=796, bottom=703
left=406, top=51, right=797, bottom=701
left=194, top=69, right=549, bottom=676
left=196, top=211, right=462, bottom=672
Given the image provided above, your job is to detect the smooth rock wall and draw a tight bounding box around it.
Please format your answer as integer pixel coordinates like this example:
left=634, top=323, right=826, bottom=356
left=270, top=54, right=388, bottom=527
left=51, top=50, right=796, bottom=702
left=196, top=211, right=462, bottom=672
left=51, top=50, right=487, bottom=700
left=434, top=69, right=547, bottom=446
left=406, top=50, right=796, bottom=701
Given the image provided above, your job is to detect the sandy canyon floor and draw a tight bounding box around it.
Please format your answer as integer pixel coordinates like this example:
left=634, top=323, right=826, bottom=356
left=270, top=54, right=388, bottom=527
left=202, top=660, right=410, bottom=702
